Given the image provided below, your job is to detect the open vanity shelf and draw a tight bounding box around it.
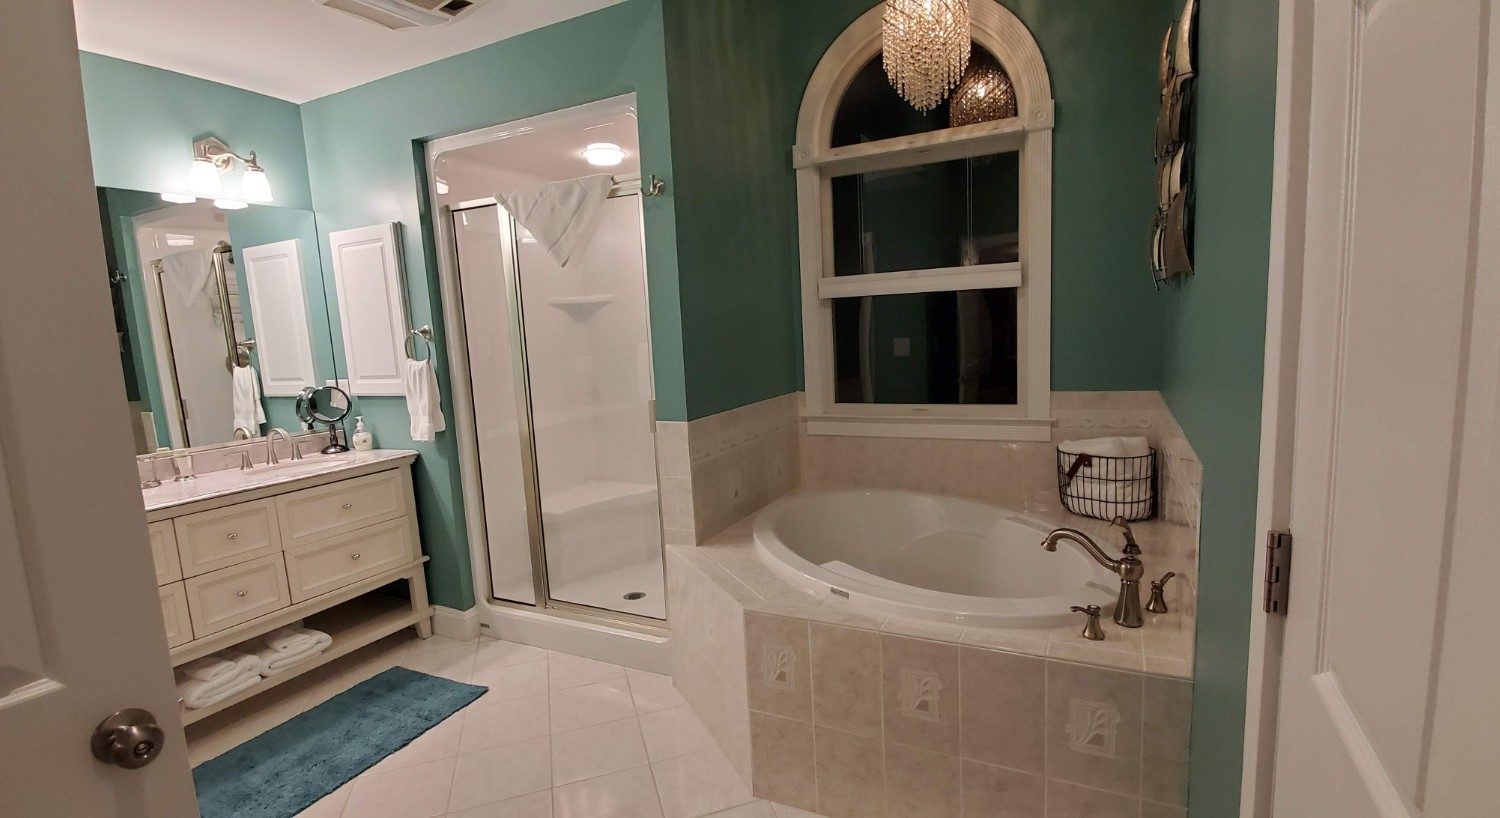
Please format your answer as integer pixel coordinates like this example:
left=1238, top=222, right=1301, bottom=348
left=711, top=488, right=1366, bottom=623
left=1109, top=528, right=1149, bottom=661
left=144, top=450, right=433, bottom=725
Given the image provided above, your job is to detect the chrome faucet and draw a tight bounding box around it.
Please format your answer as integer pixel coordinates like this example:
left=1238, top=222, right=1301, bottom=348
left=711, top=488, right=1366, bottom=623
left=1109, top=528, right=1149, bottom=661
left=1042, top=517, right=1146, bottom=628
left=265, top=428, right=302, bottom=466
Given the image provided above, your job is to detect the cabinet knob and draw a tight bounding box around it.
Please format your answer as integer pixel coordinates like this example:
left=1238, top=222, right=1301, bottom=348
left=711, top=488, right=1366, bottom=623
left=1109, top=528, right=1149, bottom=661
left=342, top=503, right=353, bottom=510
left=350, top=553, right=361, bottom=561
left=236, top=589, right=247, bottom=597
left=227, top=532, right=239, bottom=540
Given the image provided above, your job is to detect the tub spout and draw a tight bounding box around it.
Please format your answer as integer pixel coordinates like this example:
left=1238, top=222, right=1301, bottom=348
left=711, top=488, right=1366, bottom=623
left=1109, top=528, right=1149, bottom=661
left=1041, top=519, right=1145, bottom=628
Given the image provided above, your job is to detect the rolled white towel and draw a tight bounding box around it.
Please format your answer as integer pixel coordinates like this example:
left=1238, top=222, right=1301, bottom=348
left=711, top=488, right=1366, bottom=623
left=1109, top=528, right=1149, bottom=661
left=1059, top=436, right=1152, bottom=479
left=180, top=654, right=238, bottom=683
left=177, top=669, right=261, bottom=709
left=1066, top=476, right=1152, bottom=503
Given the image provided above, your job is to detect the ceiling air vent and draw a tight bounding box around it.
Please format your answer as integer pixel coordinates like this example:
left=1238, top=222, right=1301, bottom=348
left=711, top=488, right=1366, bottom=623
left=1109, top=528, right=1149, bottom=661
left=315, top=0, right=483, bottom=30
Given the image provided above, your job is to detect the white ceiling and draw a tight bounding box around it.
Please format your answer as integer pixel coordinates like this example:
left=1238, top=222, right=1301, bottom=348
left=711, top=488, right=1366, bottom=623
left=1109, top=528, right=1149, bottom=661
left=72, top=0, right=625, bottom=103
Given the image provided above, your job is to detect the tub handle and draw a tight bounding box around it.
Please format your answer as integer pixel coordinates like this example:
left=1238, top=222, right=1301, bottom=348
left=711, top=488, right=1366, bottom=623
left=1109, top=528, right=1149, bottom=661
left=1147, top=571, right=1177, bottom=614
left=1069, top=604, right=1106, bottom=641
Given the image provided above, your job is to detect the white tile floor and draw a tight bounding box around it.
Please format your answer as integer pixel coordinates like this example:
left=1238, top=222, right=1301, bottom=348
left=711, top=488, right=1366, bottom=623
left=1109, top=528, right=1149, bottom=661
left=185, top=630, right=821, bottom=818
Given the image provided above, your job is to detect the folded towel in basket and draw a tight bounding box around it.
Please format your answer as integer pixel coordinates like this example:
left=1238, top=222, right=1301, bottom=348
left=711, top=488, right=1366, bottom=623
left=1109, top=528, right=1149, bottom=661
left=1065, top=476, right=1152, bottom=503
left=1059, top=436, right=1152, bottom=479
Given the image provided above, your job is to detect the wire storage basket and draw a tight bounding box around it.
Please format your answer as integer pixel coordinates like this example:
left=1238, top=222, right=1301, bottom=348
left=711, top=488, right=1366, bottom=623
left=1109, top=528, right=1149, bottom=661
left=1057, top=447, right=1157, bottom=521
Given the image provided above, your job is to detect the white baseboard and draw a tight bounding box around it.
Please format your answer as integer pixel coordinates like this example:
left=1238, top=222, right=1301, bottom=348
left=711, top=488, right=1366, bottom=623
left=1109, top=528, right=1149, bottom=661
left=431, top=605, right=482, bottom=641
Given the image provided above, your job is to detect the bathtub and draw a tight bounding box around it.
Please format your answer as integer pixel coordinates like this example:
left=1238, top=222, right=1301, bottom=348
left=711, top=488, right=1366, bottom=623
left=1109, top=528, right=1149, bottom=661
left=753, top=489, right=1117, bottom=628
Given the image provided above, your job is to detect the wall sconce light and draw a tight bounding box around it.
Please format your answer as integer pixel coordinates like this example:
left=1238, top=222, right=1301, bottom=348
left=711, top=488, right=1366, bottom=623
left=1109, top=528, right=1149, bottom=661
left=190, top=136, right=274, bottom=203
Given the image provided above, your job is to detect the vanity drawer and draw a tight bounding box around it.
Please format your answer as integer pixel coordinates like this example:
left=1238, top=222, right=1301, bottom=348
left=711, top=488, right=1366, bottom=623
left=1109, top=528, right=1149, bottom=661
left=184, top=554, right=291, bottom=637
left=174, top=499, right=282, bottom=577
left=149, top=520, right=182, bottom=586
left=158, top=582, right=193, bottom=648
left=277, top=470, right=406, bottom=549
left=284, top=518, right=417, bottom=603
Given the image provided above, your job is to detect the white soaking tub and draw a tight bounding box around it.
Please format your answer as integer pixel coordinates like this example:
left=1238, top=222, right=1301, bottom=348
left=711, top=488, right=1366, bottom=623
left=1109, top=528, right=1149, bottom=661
left=753, top=489, right=1117, bottom=628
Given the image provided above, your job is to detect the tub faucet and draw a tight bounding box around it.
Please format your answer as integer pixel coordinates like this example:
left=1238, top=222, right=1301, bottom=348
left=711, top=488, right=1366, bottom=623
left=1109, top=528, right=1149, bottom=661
left=1042, top=517, right=1145, bottom=628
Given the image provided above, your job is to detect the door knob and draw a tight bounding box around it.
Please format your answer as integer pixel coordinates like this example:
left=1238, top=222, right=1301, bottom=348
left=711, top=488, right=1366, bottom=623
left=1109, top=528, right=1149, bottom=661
left=91, top=708, right=165, bottom=769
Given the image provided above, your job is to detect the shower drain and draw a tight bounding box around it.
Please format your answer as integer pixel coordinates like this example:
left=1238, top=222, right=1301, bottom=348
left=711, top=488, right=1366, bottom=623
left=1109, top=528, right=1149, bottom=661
left=623, top=591, right=647, bottom=601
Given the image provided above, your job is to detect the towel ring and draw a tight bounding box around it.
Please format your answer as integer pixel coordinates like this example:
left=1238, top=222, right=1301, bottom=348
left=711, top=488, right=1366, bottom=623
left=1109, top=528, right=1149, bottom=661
left=406, top=325, right=434, bottom=361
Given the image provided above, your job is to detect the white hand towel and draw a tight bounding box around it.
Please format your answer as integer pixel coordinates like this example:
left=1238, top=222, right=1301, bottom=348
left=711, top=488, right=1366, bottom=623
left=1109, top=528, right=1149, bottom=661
left=497, top=174, right=615, bottom=267
left=180, top=654, right=238, bottom=683
left=231, top=365, right=266, bottom=437
left=254, top=641, right=327, bottom=676
left=160, top=249, right=216, bottom=306
left=263, top=625, right=315, bottom=654
left=177, top=669, right=261, bottom=709
left=222, top=648, right=265, bottom=678
left=404, top=358, right=446, bottom=442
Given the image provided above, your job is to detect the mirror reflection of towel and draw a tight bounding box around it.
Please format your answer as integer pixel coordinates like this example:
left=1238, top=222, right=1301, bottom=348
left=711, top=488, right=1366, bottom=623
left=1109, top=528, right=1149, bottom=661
left=160, top=249, right=215, bottom=306
left=232, top=365, right=266, bottom=436
left=497, top=174, right=615, bottom=267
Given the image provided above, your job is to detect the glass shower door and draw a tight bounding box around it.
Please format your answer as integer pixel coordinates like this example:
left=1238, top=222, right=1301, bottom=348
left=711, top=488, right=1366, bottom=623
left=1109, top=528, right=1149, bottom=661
left=515, top=194, right=664, bottom=619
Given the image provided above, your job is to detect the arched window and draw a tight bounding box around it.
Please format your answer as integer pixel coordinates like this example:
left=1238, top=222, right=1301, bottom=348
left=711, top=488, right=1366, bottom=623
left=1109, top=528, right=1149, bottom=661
left=796, top=1, right=1054, bottom=440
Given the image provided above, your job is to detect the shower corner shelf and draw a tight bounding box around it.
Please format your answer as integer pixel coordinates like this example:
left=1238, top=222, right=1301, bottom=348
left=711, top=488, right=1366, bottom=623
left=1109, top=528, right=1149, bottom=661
left=547, top=294, right=614, bottom=318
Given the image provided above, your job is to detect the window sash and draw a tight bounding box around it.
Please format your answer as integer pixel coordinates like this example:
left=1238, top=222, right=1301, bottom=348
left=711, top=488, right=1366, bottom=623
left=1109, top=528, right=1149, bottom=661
left=818, top=262, right=1022, bottom=299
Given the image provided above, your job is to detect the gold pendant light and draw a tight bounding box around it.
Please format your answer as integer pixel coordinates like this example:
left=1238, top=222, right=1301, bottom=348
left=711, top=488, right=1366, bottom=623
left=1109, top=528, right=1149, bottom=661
left=882, top=0, right=972, bottom=112
left=949, top=51, right=1018, bottom=127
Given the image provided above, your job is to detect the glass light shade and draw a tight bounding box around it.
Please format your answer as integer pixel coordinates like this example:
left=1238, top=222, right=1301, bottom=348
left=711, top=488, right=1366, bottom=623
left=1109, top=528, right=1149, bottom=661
left=581, top=143, right=627, bottom=167
left=188, top=156, right=222, bottom=196
left=240, top=165, right=272, bottom=203
left=882, top=0, right=971, bottom=112
left=213, top=198, right=249, bottom=210
left=949, top=54, right=1018, bottom=127
left=160, top=192, right=197, bottom=204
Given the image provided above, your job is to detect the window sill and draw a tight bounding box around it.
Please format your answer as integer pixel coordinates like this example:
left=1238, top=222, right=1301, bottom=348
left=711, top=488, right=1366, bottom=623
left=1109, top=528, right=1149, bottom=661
left=802, top=413, right=1054, bottom=442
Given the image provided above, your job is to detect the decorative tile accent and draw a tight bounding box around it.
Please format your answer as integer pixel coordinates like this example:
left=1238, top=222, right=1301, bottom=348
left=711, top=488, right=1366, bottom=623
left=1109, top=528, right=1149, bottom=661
left=1065, top=698, right=1123, bottom=758
left=897, top=668, right=944, bottom=723
left=762, top=645, right=797, bottom=691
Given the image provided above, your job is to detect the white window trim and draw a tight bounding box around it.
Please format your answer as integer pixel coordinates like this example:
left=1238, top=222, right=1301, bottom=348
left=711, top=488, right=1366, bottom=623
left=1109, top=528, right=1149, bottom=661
left=795, top=0, right=1055, bottom=440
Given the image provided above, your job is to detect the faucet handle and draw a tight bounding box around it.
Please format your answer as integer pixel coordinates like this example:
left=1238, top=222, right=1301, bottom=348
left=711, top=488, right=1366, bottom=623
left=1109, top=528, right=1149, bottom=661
left=1109, top=516, right=1141, bottom=554
left=1146, top=571, right=1177, bottom=614
left=1069, top=605, right=1106, bottom=641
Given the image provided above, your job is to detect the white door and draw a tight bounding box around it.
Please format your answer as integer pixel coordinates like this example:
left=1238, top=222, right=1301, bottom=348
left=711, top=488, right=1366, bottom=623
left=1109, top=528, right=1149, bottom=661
left=1268, top=0, right=1495, bottom=814
left=0, top=3, right=200, bottom=815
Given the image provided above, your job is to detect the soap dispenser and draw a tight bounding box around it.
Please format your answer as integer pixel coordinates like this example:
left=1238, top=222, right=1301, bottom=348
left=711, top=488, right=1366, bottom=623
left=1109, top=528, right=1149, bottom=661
left=352, top=416, right=374, bottom=451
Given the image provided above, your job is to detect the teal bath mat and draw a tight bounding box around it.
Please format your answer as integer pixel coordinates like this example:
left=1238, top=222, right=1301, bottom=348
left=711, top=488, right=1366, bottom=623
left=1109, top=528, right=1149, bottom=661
left=193, top=666, right=486, bottom=818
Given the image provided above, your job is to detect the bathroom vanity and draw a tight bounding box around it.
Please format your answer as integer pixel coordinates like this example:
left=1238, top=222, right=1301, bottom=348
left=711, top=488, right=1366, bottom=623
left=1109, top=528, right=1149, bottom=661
left=144, top=448, right=431, bottom=724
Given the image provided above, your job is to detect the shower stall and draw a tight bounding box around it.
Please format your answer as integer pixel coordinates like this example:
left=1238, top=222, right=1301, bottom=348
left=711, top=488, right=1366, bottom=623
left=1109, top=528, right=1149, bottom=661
left=428, top=96, right=666, bottom=627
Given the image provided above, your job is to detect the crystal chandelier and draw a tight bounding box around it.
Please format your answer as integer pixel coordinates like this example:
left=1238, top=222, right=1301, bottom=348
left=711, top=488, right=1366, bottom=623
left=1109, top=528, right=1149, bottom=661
left=883, top=0, right=972, bottom=112
left=949, top=51, right=1018, bottom=126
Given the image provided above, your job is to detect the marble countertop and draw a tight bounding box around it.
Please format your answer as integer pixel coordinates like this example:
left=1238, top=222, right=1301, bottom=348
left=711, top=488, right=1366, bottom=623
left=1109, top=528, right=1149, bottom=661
left=143, top=449, right=417, bottom=513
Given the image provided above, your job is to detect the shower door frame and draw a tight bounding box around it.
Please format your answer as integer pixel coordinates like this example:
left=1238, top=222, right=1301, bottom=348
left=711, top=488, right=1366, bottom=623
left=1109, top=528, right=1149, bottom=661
left=426, top=103, right=667, bottom=633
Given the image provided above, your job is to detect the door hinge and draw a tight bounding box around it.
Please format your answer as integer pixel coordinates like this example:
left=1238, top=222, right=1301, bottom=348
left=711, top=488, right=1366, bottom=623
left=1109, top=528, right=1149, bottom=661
left=1263, top=530, right=1292, bottom=615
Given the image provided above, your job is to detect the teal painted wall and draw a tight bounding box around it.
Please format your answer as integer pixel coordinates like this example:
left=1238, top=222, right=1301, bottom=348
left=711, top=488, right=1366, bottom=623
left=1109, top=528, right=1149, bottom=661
left=663, top=0, right=1176, bottom=419
left=79, top=52, right=313, bottom=209
left=299, top=0, right=684, bottom=609
left=1159, top=1, right=1278, bottom=815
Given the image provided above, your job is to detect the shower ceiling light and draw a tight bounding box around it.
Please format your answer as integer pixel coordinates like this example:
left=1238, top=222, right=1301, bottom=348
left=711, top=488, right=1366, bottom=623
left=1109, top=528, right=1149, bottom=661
left=213, top=199, right=250, bottom=211
left=882, top=0, right=971, bottom=112
left=581, top=143, right=627, bottom=167
left=160, top=192, right=197, bottom=204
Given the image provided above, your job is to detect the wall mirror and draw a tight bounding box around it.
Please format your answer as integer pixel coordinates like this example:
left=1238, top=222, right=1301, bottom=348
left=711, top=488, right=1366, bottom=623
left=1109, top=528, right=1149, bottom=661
left=97, top=188, right=343, bottom=454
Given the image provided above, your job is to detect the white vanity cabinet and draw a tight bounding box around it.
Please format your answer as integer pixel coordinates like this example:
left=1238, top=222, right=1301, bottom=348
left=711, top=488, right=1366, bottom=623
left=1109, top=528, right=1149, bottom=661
left=145, top=450, right=431, bottom=724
